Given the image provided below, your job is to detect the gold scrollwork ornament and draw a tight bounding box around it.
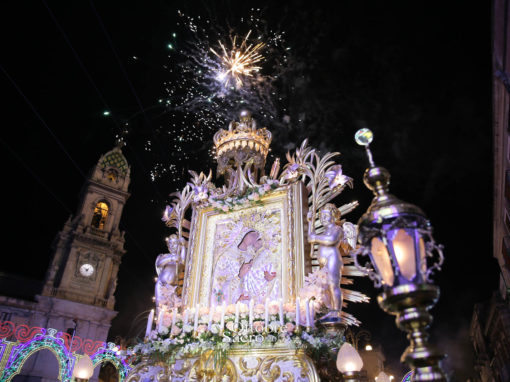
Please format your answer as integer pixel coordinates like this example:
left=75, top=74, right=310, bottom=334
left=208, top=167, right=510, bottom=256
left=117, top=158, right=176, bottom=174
left=188, top=350, right=237, bottom=382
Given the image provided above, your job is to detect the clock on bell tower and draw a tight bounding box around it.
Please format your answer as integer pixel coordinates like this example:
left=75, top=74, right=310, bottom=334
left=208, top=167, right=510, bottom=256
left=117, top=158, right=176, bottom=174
left=42, top=144, right=130, bottom=310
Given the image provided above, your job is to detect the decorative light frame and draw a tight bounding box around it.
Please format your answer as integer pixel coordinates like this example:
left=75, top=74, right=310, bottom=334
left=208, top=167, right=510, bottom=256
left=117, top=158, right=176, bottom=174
left=0, top=322, right=130, bottom=382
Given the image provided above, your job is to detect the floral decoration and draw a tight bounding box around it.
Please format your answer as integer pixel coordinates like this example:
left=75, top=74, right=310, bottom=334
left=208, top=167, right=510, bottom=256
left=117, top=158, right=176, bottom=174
left=324, top=164, right=353, bottom=190
left=193, top=180, right=280, bottom=213
left=129, top=302, right=343, bottom=369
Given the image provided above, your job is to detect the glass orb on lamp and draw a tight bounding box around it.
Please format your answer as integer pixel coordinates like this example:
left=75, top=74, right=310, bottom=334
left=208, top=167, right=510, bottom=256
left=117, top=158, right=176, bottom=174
left=352, top=128, right=446, bottom=382
left=72, top=354, right=94, bottom=382
left=336, top=342, right=364, bottom=382
left=376, top=371, right=391, bottom=382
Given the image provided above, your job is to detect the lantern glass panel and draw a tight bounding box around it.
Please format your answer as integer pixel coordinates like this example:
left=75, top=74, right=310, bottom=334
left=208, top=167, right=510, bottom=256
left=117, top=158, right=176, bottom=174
left=371, top=237, right=394, bottom=286
left=391, top=229, right=416, bottom=281
left=419, top=236, right=426, bottom=274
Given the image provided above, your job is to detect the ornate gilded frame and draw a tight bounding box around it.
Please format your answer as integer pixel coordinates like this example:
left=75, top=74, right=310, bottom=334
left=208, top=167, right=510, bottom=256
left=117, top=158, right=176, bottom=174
left=182, top=182, right=309, bottom=308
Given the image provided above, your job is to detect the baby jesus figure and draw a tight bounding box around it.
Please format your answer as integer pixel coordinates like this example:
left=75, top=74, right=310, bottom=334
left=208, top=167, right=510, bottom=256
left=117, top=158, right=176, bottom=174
left=236, top=230, right=279, bottom=304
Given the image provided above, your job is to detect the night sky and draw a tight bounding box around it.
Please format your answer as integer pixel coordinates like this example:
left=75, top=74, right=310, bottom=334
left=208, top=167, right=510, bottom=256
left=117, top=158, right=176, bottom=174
left=0, top=1, right=495, bottom=380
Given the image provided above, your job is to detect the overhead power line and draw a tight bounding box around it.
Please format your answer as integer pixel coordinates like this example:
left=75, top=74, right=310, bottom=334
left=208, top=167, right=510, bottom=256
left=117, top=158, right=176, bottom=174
left=0, top=137, right=73, bottom=214
left=0, top=64, right=87, bottom=179
left=41, top=0, right=166, bottom=203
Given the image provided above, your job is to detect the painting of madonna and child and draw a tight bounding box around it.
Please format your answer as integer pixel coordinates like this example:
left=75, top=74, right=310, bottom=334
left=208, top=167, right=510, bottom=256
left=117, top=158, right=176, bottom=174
left=210, top=208, right=282, bottom=306
left=184, top=189, right=309, bottom=310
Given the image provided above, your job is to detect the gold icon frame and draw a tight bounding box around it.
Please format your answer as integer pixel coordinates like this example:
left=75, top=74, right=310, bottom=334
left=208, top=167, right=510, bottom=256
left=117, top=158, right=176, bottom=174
left=182, top=183, right=310, bottom=308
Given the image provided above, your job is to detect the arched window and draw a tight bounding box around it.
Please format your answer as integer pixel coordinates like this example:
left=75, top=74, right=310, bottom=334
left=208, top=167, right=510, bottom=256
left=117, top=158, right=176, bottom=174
left=91, top=201, right=109, bottom=229
left=107, top=169, right=118, bottom=181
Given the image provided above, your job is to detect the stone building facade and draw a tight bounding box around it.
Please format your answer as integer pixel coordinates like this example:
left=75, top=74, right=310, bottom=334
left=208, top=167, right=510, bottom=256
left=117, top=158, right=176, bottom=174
left=469, top=1, right=510, bottom=380
left=0, top=145, right=130, bottom=382
left=360, top=345, right=386, bottom=381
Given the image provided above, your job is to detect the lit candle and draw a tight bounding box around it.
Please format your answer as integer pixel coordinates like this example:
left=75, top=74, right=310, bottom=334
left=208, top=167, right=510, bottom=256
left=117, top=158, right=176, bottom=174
left=171, top=308, right=177, bottom=332
left=249, top=299, right=254, bottom=330
left=264, top=298, right=269, bottom=329
left=305, top=299, right=311, bottom=328
left=220, top=301, right=226, bottom=330
left=193, top=305, right=199, bottom=332
left=183, top=308, right=189, bottom=325
left=279, top=298, right=284, bottom=326
left=296, top=298, right=300, bottom=326
left=208, top=306, right=213, bottom=330
left=145, top=309, right=154, bottom=339
left=310, top=302, right=315, bottom=327
left=235, top=302, right=240, bottom=330
left=157, top=308, right=165, bottom=332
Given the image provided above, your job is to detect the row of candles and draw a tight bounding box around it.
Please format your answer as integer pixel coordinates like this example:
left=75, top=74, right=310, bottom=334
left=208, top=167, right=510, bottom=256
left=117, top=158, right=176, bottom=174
left=145, top=297, right=316, bottom=338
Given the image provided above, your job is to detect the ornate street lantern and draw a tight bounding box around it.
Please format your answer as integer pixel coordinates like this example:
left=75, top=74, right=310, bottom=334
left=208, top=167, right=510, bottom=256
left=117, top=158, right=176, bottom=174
left=352, top=128, right=446, bottom=382
left=337, top=342, right=364, bottom=382
left=72, top=354, right=94, bottom=382
left=376, top=371, right=392, bottom=382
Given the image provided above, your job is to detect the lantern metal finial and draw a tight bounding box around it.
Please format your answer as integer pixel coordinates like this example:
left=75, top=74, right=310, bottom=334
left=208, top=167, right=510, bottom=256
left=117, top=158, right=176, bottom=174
left=354, top=129, right=426, bottom=231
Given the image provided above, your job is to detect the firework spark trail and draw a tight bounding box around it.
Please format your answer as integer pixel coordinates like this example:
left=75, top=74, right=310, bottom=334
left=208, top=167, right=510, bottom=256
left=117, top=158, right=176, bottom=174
left=146, top=9, right=291, bottom=184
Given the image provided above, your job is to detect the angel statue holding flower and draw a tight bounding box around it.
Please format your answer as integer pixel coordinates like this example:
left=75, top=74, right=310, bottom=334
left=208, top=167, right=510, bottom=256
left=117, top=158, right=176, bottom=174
left=307, top=203, right=344, bottom=320
left=155, top=234, right=186, bottom=311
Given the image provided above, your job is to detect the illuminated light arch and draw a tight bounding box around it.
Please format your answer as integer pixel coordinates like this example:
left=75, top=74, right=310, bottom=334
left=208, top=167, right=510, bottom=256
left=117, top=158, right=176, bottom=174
left=91, top=344, right=131, bottom=382
left=1, top=329, right=74, bottom=382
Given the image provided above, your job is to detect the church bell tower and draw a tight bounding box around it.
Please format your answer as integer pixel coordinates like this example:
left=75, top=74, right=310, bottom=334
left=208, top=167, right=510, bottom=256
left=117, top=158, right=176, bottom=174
left=0, top=145, right=132, bottom=382
left=42, top=144, right=130, bottom=310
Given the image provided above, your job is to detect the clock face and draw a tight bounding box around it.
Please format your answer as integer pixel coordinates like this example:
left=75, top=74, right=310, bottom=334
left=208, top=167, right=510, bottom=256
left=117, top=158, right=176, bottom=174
left=79, top=263, right=95, bottom=277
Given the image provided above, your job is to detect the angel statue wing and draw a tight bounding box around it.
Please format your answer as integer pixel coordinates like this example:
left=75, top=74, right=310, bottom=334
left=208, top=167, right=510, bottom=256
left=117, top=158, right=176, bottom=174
left=342, top=222, right=358, bottom=249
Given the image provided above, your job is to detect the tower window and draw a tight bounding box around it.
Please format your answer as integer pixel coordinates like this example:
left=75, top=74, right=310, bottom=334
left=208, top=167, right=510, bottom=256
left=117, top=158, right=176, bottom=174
left=107, top=169, right=118, bottom=181
left=91, top=202, right=109, bottom=229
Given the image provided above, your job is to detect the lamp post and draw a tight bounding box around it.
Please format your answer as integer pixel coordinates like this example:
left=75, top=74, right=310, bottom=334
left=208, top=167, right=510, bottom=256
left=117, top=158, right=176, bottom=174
left=337, top=342, right=364, bottom=382
left=352, top=128, right=446, bottom=382
left=72, top=354, right=94, bottom=382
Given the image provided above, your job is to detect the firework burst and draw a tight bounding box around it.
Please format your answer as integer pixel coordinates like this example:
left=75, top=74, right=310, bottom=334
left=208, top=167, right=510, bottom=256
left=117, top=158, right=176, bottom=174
left=134, top=9, right=294, bottom=188
left=210, top=31, right=265, bottom=89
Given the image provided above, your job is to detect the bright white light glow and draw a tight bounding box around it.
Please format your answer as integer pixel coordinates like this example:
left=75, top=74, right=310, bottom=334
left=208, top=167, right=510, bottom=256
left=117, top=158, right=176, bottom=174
left=392, top=229, right=416, bottom=281
left=376, top=371, right=391, bottom=382
left=72, top=354, right=94, bottom=379
left=337, top=343, right=363, bottom=373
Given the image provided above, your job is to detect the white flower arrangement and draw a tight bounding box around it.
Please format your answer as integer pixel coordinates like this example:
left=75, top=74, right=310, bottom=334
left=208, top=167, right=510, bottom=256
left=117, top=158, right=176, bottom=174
left=298, top=267, right=330, bottom=308
left=130, top=301, right=344, bottom=367
left=201, top=180, right=280, bottom=213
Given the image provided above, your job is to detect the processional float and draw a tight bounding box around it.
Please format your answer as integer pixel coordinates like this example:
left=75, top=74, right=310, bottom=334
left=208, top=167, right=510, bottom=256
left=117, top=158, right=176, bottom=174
left=126, top=110, right=370, bottom=381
